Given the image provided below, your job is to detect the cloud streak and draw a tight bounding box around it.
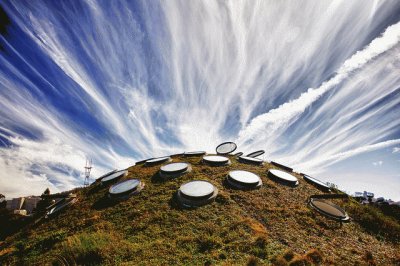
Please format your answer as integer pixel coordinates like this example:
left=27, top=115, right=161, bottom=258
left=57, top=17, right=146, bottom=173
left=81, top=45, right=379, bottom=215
left=237, top=21, right=400, bottom=147
left=0, top=1, right=399, bottom=199
left=297, top=139, right=400, bottom=172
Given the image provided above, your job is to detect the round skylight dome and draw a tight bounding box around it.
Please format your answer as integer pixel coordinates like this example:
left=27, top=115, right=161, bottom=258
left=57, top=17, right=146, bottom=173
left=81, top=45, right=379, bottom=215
left=177, top=180, right=218, bottom=207
left=109, top=179, right=143, bottom=198
left=238, top=156, right=263, bottom=165
left=160, top=162, right=190, bottom=176
left=227, top=170, right=262, bottom=189
left=246, top=150, right=265, bottom=158
left=97, top=169, right=117, bottom=181
left=203, top=155, right=230, bottom=166
left=303, top=174, right=330, bottom=191
left=216, top=142, right=237, bottom=155
left=145, top=156, right=171, bottom=166
left=268, top=169, right=299, bottom=186
left=309, top=198, right=350, bottom=222
left=46, top=197, right=77, bottom=218
left=184, top=151, right=206, bottom=157
left=101, top=170, right=128, bottom=184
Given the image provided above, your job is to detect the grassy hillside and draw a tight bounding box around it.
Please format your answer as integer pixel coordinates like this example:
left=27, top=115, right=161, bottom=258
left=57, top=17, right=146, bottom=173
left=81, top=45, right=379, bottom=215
left=1, top=154, right=399, bottom=265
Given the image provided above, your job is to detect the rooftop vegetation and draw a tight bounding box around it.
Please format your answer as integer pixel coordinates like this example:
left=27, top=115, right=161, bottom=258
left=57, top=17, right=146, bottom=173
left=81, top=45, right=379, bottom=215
left=1, top=155, right=399, bottom=265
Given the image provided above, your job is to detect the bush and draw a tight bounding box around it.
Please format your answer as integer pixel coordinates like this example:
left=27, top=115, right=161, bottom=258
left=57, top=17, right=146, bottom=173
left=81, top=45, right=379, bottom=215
left=196, top=235, right=222, bottom=253
left=272, top=249, right=323, bottom=266
left=247, top=255, right=261, bottom=266
left=0, top=208, right=31, bottom=240
left=250, top=236, right=269, bottom=259
left=363, top=251, right=376, bottom=266
left=289, top=256, right=311, bottom=266
left=304, top=249, right=323, bottom=264
left=347, top=203, right=400, bottom=242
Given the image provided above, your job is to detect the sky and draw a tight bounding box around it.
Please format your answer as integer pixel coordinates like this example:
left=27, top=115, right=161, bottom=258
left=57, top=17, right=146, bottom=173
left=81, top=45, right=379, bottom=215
left=0, top=1, right=399, bottom=200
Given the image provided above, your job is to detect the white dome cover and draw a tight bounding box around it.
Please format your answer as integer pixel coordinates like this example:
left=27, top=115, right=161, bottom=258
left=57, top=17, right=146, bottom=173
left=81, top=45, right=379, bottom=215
left=269, top=169, right=298, bottom=182
left=179, top=180, right=215, bottom=198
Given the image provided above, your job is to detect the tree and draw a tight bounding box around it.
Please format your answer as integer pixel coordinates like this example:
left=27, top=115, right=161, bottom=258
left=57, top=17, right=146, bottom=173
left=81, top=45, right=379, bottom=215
left=42, top=188, right=50, bottom=196
left=0, top=194, right=6, bottom=208
left=36, top=188, right=52, bottom=214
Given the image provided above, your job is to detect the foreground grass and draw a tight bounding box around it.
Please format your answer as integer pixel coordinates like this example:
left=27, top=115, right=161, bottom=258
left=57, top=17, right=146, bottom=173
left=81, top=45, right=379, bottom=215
left=1, top=155, right=399, bottom=265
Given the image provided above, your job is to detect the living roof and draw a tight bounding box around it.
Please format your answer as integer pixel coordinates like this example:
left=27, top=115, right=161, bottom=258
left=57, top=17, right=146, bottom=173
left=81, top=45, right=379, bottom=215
left=1, top=154, right=399, bottom=265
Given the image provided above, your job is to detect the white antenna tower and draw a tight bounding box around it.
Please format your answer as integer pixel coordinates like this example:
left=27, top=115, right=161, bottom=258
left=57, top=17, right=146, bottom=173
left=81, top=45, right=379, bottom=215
left=84, top=158, right=92, bottom=187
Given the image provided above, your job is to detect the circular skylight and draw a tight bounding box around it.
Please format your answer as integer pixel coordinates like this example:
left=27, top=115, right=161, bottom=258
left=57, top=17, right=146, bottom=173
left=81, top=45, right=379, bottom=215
left=203, top=155, right=230, bottom=166
left=216, top=142, right=237, bottom=154
left=246, top=150, right=265, bottom=158
left=135, top=158, right=151, bottom=165
left=184, top=151, right=206, bottom=156
left=177, top=180, right=218, bottom=208
left=97, top=169, right=117, bottom=180
left=270, top=161, right=293, bottom=172
left=238, top=156, right=263, bottom=165
left=145, top=156, right=171, bottom=166
left=228, top=170, right=261, bottom=185
left=179, top=180, right=215, bottom=198
left=109, top=179, right=141, bottom=195
left=160, top=162, right=189, bottom=174
left=46, top=198, right=76, bottom=218
left=309, top=198, right=349, bottom=221
left=303, top=175, right=330, bottom=191
left=101, top=170, right=127, bottom=184
left=268, top=169, right=299, bottom=186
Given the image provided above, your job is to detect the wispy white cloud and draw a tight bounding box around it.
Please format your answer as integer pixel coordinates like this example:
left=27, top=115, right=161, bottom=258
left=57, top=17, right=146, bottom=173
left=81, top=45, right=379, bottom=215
left=236, top=21, right=400, bottom=148
left=372, top=161, right=383, bottom=166
left=0, top=1, right=399, bottom=200
left=393, top=147, right=400, bottom=153
left=295, top=139, right=400, bottom=172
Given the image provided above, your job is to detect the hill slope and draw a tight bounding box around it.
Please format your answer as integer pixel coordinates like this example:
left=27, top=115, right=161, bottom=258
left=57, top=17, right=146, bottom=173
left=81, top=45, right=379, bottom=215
left=1, top=154, right=399, bottom=265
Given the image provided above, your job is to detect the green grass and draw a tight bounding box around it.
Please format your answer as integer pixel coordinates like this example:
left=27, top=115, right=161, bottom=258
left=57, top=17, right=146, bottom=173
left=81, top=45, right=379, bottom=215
left=53, top=231, right=136, bottom=265
left=344, top=201, right=400, bottom=242
left=1, top=154, right=399, bottom=265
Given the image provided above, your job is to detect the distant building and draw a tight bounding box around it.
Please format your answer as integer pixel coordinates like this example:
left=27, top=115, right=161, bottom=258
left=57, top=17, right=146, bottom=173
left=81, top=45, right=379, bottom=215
left=6, top=197, right=24, bottom=210
left=365, top=191, right=374, bottom=198
left=24, top=196, right=41, bottom=213
left=353, top=191, right=395, bottom=206
left=354, top=191, right=374, bottom=200
left=6, top=196, right=41, bottom=214
left=376, top=197, right=385, bottom=203
left=354, top=192, right=364, bottom=199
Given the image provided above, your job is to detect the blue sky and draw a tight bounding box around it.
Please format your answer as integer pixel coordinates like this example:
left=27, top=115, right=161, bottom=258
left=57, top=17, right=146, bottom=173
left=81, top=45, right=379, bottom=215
left=0, top=1, right=399, bottom=200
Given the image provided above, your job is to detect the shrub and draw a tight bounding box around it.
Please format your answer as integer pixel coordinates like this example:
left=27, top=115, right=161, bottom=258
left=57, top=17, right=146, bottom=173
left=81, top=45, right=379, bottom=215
left=0, top=209, right=31, bottom=240
left=363, top=251, right=376, bottom=266
left=271, top=250, right=294, bottom=265
left=247, top=255, right=261, bottom=266
left=282, top=250, right=295, bottom=262
left=250, top=236, right=269, bottom=259
left=196, top=235, right=222, bottom=253
left=304, top=249, right=323, bottom=264
left=346, top=203, right=400, bottom=242
left=289, top=256, right=311, bottom=266
left=272, top=249, right=322, bottom=266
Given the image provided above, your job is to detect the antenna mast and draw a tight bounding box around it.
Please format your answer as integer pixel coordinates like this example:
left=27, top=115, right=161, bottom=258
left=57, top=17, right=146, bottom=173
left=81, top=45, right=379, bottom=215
left=84, top=158, right=92, bottom=187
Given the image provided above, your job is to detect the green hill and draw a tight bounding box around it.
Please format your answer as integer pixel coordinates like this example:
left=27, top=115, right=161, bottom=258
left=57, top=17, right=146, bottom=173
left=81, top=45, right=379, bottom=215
left=1, top=154, right=399, bottom=265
